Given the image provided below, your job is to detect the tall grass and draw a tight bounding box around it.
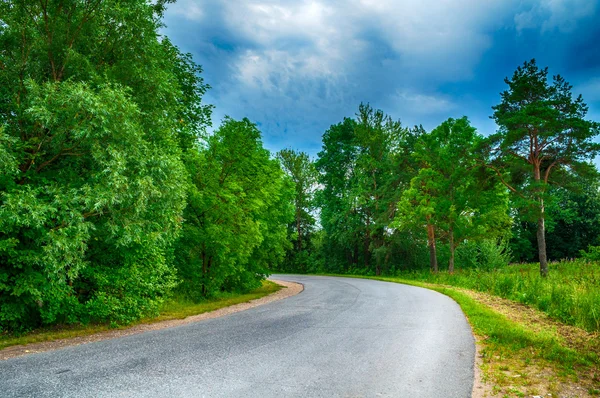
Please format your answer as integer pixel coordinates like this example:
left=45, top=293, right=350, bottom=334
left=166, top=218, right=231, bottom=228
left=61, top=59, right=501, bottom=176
left=399, top=259, right=600, bottom=332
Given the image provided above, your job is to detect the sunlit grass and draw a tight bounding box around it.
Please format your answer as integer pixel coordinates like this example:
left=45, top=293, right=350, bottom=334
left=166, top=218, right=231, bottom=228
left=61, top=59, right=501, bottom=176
left=396, top=259, right=600, bottom=332
left=151, top=280, right=282, bottom=322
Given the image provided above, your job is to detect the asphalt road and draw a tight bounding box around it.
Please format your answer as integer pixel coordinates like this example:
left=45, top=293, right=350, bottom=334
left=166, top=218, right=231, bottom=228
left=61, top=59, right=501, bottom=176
left=0, top=275, right=475, bottom=397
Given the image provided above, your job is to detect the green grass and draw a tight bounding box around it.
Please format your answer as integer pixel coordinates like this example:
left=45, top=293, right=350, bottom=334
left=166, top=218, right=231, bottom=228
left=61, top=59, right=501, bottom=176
left=154, top=281, right=282, bottom=321
left=0, top=280, right=282, bottom=351
left=394, top=259, right=600, bottom=332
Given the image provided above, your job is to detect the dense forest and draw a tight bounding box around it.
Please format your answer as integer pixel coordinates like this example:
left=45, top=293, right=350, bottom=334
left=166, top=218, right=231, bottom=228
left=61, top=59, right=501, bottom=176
left=1, top=0, right=599, bottom=332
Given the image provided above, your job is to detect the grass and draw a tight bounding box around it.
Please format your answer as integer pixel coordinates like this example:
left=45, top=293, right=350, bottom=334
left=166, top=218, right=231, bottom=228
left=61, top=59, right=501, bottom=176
left=320, top=271, right=600, bottom=397
left=0, top=280, right=282, bottom=351
left=398, top=259, right=600, bottom=332
left=153, top=280, right=281, bottom=322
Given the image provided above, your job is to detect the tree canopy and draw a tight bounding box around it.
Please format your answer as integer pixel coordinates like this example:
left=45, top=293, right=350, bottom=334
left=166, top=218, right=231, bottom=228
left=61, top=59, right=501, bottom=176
left=396, top=117, right=510, bottom=273
left=488, top=59, right=600, bottom=276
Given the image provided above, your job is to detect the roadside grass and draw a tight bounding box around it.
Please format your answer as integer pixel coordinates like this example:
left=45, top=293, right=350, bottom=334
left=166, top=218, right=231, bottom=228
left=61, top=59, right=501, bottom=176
left=320, top=273, right=600, bottom=397
left=0, top=280, right=282, bottom=351
left=398, top=259, right=600, bottom=333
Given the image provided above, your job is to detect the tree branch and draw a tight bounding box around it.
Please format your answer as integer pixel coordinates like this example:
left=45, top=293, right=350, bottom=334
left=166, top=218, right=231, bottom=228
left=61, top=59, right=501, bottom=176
left=479, top=160, right=526, bottom=199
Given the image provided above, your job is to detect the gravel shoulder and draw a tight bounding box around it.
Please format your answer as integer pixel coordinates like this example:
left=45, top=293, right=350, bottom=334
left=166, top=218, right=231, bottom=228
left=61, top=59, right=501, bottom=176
left=0, top=279, right=303, bottom=361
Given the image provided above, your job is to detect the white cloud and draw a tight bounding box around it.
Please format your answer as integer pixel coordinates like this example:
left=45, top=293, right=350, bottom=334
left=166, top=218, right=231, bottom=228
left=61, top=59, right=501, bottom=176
left=223, top=1, right=352, bottom=83
left=211, top=0, right=519, bottom=130
left=542, top=0, right=597, bottom=32
left=167, top=0, right=205, bottom=21
left=515, top=0, right=598, bottom=32
left=201, top=0, right=517, bottom=89
left=355, top=0, right=508, bottom=79
left=163, top=0, right=600, bottom=154
left=390, top=90, right=457, bottom=116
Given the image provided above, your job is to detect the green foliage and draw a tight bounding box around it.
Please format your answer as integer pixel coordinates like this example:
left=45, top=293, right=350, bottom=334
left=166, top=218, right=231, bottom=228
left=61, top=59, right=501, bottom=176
left=0, top=0, right=210, bottom=331
left=456, top=239, right=513, bottom=271
left=511, top=182, right=600, bottom=262
left=316, top=104, right=414, bottom=274
left=175, top=118, right=293, bottom=300
left=395, top=117, right=511, bottom=272
left=580, top=246, right=600, bottom=262
left=487, top=59, right=600, bottom=275
left=276, top=149, right=318, bottom=273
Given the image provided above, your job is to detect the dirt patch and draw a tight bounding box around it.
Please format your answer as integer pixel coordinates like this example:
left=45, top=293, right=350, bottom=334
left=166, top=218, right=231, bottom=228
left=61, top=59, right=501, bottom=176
left=0, top=279, right=303, bottom=361
left=472, top=334, right=498, bottom=398
left=458, top=288, right=600, bottom=358
left=457, top=287, right=600, bottom=398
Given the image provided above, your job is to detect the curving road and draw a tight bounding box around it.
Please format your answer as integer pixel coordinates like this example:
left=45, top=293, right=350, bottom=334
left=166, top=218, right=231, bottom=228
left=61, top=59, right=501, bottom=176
left=0, top=275, right=475, bottom=397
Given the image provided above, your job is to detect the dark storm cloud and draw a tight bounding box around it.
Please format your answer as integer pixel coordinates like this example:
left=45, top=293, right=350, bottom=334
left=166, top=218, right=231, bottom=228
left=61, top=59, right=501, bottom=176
left=162, top=0, right=600, bottom=156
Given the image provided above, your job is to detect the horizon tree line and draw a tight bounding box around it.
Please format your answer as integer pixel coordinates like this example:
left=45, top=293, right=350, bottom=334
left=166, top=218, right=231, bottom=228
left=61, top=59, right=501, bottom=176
left=1, top=0, right=598, bottom=333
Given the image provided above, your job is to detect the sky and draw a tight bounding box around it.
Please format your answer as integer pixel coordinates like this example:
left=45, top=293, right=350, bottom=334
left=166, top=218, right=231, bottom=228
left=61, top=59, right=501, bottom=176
left=162, top=0, right=600, bottom=157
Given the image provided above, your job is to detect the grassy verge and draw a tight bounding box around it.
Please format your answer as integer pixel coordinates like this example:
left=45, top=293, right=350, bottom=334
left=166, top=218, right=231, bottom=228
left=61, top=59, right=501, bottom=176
left=398, top=260, right=600, bottom=332
left=0, top=280, right=282, bottom=351
left=322, top=273, right=600, bottom=397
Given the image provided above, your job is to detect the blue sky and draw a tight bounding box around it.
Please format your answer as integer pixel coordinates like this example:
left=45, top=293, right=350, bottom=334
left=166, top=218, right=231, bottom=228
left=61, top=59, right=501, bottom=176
left=162, top=0, right=600, bottom=157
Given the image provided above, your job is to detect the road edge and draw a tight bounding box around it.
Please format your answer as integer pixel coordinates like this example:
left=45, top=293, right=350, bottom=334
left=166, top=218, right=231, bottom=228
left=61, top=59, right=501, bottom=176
left=0, top=280, right=303, bottom=361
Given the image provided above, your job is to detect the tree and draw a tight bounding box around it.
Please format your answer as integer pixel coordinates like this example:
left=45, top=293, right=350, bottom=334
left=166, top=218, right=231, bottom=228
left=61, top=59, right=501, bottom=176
left=0, top=0, right=211, bottom=330
left=353, top=104, right=406, bottom=275
left=315, top=117, right=362, bottom=272
left=276, top=149, right=317, bottom=271
left=396, top=167, right=441, bottom=272
left=175, top=118, right=293, bottom=299
left=510, top=180, right=600, bottom=262
left=488, top=59, right=600, bottom=276
left=316, top=104, right=407, bottom=275
left=396, top=118, right=510, bottom=273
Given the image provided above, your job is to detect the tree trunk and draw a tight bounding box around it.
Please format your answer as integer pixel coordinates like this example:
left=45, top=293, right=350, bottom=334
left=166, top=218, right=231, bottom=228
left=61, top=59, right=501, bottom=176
left=201, top=248, right=207, bottom=296
left=449, top=226, right=455, bottom=274
left=375, top=230, right=383, bottom=276
left=537, top=198, right=548, bottom=277
left=384, top=250, right=391, bottom=274
left=364, top=231, right=370, bottom=269
left=296, top=207, right=302, bottom=251
left=534, top=163, right=549, bottom=277
left=364, top=215, right=371, bottom=270
left=426, top=221, right=438, bottom=273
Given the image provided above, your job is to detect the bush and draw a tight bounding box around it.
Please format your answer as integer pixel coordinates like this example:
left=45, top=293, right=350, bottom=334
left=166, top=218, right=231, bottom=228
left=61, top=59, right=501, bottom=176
left=456, top=239, right=512, bottom=270
left=579, top=245, right=600, bottom=262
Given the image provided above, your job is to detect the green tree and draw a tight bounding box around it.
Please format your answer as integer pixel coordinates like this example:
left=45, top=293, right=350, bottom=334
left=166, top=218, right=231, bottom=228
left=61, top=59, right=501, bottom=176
left=353, top=104, right=406, bottom=275
left=175, top=118, right=293, bottom=299
left=316, top=104, right=407, bottom=275
left=396, top=167, right=441, bottom=272
left=396, top=118, right=510, bottom=273
left=315, top=117, right=362, bottom=272
left=276, top=149, right=317, bottom=272
left=510, top=180, right=600, bottom=262
left=0, top=0, right=211, bottom=330
left=488, top=59, right=599, bottom=276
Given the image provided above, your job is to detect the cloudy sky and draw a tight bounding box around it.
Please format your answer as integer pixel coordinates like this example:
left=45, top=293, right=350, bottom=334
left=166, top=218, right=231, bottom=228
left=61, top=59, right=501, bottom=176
left=162, top=0, right=600, bottom=156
